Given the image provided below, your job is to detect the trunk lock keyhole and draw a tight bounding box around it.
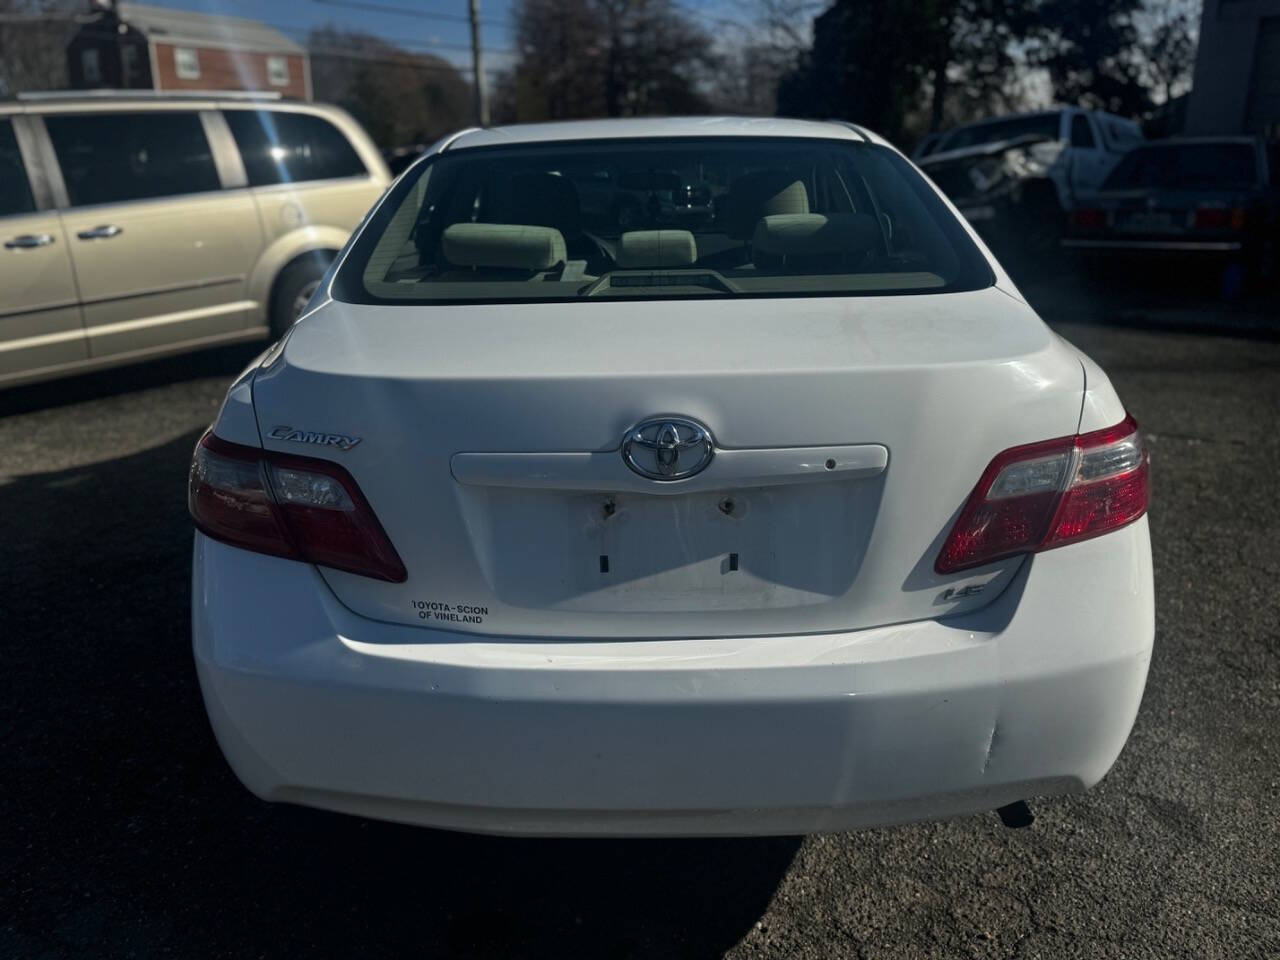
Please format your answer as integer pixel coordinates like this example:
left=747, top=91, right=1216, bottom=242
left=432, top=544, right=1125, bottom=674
left=718, top=497, right=736, bottom=516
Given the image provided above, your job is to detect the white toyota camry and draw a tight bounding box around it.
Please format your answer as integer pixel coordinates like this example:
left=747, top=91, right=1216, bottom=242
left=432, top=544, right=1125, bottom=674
left=190, top=117, right=1153, bottom=837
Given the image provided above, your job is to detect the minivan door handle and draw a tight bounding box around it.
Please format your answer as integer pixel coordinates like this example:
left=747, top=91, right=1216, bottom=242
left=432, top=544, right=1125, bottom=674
left=77, top=224, right=123, bottom=240
left=4, top=233, right=55, bottom=249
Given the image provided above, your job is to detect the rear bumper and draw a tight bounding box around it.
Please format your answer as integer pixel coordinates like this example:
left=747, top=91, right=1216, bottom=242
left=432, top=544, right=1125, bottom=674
left=193, top=518, right=1154, bottom=837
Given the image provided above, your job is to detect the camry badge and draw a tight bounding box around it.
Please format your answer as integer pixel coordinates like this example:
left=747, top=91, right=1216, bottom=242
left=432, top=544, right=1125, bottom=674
left=622, top=416, right=714, bottom=481
left=267, top=425, right=362, bottom=452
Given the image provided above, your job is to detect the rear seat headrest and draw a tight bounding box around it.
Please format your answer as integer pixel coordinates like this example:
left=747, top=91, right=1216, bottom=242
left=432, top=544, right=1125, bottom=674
left=721, top=170, right=810, bottom=240
left=751, top=213, right=880, bottom=264
left=616, top=230, right=698, bottom=268
left=442, top=223, right=567, bottom=271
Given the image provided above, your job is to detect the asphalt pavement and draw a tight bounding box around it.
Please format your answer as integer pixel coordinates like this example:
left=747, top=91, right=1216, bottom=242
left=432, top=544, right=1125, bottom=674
left=3, top=276, right=1278, bottom=959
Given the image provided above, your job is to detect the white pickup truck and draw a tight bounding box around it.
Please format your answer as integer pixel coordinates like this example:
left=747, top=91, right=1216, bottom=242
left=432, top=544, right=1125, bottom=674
left=915, top=108, right=1145, bottom=255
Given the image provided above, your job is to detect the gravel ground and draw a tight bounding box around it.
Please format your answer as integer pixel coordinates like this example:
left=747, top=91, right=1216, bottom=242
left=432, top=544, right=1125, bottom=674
left=2, top=281, right=1278, bottom=959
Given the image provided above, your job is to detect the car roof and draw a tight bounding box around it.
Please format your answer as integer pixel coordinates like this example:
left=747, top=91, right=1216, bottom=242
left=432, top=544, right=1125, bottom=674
left=0, top=92, right=353, bottom=120
left=446, top=116, right=889, bottom=150
left=951, top=109, right=1060, bottom=130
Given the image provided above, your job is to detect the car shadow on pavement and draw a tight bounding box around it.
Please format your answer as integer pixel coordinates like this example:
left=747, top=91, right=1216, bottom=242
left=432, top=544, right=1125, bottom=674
left=1016, top=262, right=1280, bottom=341
left=2, top=429, right=800, bottom=959
left=0, top=344, right=264, bottom=418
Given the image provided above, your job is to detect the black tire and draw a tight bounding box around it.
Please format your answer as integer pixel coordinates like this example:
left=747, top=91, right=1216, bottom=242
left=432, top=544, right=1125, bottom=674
left=270, top=253, right=332, bottom=338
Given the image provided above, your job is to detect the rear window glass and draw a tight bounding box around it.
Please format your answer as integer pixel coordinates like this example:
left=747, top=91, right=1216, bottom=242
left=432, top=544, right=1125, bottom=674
left=335, top=137, right=993, bottom=305
left=1104, top=143, right=1259, bottom=190
left=940, top=113, right=1060, bottom=152
left=224, top=110, right=366, bottom=186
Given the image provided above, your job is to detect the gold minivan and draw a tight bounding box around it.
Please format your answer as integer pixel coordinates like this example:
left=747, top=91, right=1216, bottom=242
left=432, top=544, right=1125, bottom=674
left=0, top=92, right=391, bottom=389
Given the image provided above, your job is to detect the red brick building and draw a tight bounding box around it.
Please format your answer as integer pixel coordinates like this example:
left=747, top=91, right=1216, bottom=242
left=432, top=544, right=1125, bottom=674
left=68, top=1, right=311, bottom=101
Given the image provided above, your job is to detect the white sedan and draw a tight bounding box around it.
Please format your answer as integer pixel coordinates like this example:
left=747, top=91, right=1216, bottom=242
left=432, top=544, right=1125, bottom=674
left=190, top=117, right=1153, bottom=837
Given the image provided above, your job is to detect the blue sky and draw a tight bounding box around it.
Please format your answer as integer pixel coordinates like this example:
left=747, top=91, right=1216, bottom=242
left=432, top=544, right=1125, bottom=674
left=159, top=0, right=763, bottom=75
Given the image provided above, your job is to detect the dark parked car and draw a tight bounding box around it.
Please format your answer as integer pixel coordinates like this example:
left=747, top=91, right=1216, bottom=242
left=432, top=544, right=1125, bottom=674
left=1062, top=137, right=1277, bottom=284
left=917, top=108, right=1143, bottom=261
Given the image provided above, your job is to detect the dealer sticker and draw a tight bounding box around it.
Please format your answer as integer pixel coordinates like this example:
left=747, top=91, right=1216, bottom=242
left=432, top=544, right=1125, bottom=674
left=412, top=601, right=489, bottom=624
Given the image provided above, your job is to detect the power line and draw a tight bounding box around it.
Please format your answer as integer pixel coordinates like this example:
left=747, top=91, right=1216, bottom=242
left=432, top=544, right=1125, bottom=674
left=274, top=21, right=516, bottom=56
left=307, top=43, right=505, bottom=74
left=311, top=0, right=504, bottom=28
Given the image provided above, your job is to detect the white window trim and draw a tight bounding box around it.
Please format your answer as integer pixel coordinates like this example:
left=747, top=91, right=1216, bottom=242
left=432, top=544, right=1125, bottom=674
left=174, top=47, right=201, bottom=80
left=267, top=55, right=290, bottom=86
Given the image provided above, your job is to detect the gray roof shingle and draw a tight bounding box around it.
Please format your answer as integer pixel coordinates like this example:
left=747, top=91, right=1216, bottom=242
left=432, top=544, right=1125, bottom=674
left=117, top=3, right=305, bottom=55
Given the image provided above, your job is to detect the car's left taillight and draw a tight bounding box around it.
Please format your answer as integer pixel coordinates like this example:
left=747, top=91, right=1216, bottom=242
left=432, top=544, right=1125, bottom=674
left=189, top=431, right=407, bottom=582
left=935, top=414, right=1149, bottom=574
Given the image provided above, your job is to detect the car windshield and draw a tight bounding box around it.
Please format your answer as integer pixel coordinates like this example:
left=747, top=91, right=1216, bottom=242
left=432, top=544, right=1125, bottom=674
left=939, top=113, right=1060, bottom=152
left=335, top=137, right=992, bottom=305
left=1103, top=143, right=1259, bottom=190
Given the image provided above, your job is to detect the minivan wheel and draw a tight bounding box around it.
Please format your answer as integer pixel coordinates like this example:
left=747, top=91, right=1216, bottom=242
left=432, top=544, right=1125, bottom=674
left=271, top=254, right=332, bottom=337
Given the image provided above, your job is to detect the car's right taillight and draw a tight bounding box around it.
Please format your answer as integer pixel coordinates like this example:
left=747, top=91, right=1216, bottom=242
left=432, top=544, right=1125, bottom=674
left=1193, top=206, right=1246, bottom=230
left=189, top=431, right=407, bottom=582
left=1068, top=208, right=1106, bottom=230
left=935, top=414, right=1149, bottom=574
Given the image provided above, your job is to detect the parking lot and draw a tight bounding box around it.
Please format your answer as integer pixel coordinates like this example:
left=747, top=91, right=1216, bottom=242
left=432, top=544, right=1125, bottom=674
left=3, top=273, right=1278, bottom=959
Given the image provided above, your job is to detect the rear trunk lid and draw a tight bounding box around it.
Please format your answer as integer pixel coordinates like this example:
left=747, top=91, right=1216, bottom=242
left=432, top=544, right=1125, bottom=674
left=252, top=288, right=1083, bottom=639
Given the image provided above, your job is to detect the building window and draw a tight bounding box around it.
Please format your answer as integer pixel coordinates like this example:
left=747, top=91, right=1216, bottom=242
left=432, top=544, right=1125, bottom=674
left=267, top=55, right=290, bottom=86
left=81, top=48, right=102, bottom=84
left=121, top=44, right=142, bottom=86
left=174, top=47, right=200, bottom=80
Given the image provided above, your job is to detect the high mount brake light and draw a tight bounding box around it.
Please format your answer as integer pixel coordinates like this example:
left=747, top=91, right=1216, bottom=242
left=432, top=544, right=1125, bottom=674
left=935, top=414, right=1149, bottom=574
left=188, top=432, right=407, bottom=583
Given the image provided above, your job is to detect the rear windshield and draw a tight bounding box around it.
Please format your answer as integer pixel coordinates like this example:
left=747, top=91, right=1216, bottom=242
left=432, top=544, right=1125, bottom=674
left=334, top=137, right=993, bottom=305
left=939, top=113, right=1060, bottom=152
left=1104, top=143, right=1259, bottom=190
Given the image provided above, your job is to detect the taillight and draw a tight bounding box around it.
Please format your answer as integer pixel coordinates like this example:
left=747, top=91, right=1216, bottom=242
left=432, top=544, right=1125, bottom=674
left=1068, top=208, right=1106, bottom=229
left=935, top=415, right=1148, bottom=574
left=189, top=431, right=407, bottom=582
left=1193, top=206, right=1246, bottom=230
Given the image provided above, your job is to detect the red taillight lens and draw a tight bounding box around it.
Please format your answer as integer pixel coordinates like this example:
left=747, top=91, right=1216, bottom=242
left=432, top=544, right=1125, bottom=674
left=1068, top=208, right=1106, bottom=229
left=189, top=432, right=407, bottom=582
left=935, top=415, right=1148, bottom=574
left=1193, top=206, right=1245, bottom=230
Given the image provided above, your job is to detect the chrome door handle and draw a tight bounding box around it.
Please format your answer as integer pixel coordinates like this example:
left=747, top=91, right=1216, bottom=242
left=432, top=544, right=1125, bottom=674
left=4, top=233, right=55, bottom=249
left=77, top=224, right=123, bottom=240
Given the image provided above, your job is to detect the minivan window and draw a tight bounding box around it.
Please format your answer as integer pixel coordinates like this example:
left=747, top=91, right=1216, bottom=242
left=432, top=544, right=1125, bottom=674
left=45, top=112, right=221, bottom=207
left=1104, top=143, right=1259, bottom=190
left=336, top=137, right=993, bottom=305
left=0, top=120, right=36, bottom=217
left=224, top=110, right=366, bottom=186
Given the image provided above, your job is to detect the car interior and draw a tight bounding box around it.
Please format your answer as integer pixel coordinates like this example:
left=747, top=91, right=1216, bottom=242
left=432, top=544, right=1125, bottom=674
left=357, top=140, right=976, bottom=301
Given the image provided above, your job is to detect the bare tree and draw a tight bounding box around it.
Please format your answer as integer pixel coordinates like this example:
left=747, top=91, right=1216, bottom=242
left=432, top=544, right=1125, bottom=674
left=507, top=0, right=714, bottom=121
left=0, top=0, right=80, bottom=96
left=707, top=0, right=822, bottom=115
left=308, top=26, right=473, bottom=149
left=1138, top=0, right=1198, bottom=105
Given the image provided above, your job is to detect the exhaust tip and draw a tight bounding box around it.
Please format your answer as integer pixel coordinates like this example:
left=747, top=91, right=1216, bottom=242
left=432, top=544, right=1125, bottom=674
left=996, top=800, right=1034, bottom=829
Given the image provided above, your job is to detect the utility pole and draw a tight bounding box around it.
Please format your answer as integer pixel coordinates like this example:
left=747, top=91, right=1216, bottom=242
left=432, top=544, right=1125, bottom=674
left=467, top=0, right=489, bottom=127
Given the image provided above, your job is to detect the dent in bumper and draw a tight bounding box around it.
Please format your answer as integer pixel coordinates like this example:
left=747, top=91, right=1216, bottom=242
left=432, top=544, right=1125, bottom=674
left=192, top=518, right=1154, bottom=836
